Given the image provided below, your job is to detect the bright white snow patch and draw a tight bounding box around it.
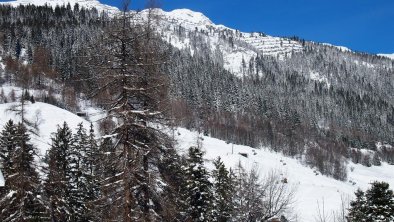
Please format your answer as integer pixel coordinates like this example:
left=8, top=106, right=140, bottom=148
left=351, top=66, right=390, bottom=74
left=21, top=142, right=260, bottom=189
left=164, top=9, right=213, bottom=28
left=310, top=71, right=330, bottom=87
left=0, top=102, right=90, bottom=156
left=174, top=127, right=394, bottom=222
left=322, top=43, right=351, bottom=52
left=0, top=169, right=4, bottom=187
left=378, top=53, right=394, bottom=60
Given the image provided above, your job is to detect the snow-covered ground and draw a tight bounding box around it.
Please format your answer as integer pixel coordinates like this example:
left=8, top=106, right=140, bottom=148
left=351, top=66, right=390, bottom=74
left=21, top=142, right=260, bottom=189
left=321, top=43, right=351, bottom=52
left=378, top=53, right=394, bottom=60
left=0, top=102, right=90, bottom=156
left=0, top=100, right=393, bottom=221
left=155, top=8, right=303, bottom=77
left=174, top=127, right=394, bottom=222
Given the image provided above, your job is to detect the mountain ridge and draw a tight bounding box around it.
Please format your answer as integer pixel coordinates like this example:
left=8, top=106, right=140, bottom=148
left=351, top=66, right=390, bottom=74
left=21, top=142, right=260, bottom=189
left=3, top=0, right=391, bottom=57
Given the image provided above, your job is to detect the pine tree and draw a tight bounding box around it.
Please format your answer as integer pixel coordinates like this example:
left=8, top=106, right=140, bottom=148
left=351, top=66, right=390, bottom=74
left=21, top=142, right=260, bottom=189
left=68, top=122, right=88, bottom=221
left=45, top=122, right=73, bottom=221
left=347, top=182, right=394, bottom=222
left=185, top=146, right=213, bottom=221
left=0, top=120, right=17, bottom=183
left=347, top=189, right=367, bottom=222
left=69, top=122, right=100, bottom=221
left=364, top=181, right=394, bottom=221
left=158, top=149, right=189, bottom=221
left=0, top=123, right=47, bottom=221
left=212, top=157, right=234, bottom=222
left=84, top=123, right=100, bottom=220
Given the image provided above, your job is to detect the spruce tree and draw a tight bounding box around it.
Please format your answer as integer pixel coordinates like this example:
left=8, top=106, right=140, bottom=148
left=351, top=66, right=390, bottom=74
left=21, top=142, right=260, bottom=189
left=347, top=189, right=367, bottom=222
left=0, top=123, right=47, bottom=221
left=185, top=146, right=213, bottom=221
left=45, top=122, right=73, bottom=221
left=0, top=120, right=17, bottom=183
left=348, top=182, right=394, bottom=222
left=212, top=157, right=234, bottom=222
left=69, top=122, right=100, bottom=221
left=364, top=181, right=394, bottom=221
left=68, top=122, right=88, bottom=221
left=84, top=123, right=100, bottom=220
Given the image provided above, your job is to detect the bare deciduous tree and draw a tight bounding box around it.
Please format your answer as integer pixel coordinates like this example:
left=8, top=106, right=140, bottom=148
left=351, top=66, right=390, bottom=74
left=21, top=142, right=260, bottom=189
left=78, top=1, right=172, bottom=221
left=233, top=163, right=297, bottom=221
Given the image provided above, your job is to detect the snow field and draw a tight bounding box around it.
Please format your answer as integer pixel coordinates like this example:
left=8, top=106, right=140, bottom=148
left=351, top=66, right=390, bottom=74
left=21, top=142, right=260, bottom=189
left=0, top=102, right=90, bottom=156
left=174, top=127, right=394, bottom=222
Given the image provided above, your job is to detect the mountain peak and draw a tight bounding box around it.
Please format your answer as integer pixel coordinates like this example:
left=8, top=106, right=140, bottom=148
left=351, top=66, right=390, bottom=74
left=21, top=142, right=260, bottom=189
left=162, top=8, right=213, bottom=28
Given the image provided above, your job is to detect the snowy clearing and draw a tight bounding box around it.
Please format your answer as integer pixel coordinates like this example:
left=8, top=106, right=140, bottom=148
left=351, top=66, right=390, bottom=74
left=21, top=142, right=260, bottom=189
left=0, top=102, right=90, bottom=156
left=174, top=127, right=394, bottom=222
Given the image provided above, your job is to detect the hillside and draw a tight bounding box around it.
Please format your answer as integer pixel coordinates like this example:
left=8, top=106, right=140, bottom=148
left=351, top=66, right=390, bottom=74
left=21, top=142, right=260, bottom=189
left=0, top=0, right=393, bottom=174
left=0, top=1, right=394, bottom=220
left=175, top=127, right=394, bottom=221
left=0, top=101, right=90, bottom=155
left=0, top=100, right=393, bottom=221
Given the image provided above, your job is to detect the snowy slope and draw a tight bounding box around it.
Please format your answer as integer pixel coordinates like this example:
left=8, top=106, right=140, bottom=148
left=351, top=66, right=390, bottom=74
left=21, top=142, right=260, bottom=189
left=0, top=102, right=90, bottom=156
left=0, top=98, right=393, bottom=221
left=174, top=127, right=394, bottom=222
left=378, top=53, right=394, bottom=60
left=321, top=43, right=351, bottom=52
left=0, top=0, right=118, bottom=14
left=155, top=8, right=303, bottom=76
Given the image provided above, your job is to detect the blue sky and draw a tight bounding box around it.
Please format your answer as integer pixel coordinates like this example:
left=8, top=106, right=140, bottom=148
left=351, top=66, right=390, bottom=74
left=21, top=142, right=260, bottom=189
left=0, top=0, right=392, bottom=53
left=100, top=0, right=394, bottom=54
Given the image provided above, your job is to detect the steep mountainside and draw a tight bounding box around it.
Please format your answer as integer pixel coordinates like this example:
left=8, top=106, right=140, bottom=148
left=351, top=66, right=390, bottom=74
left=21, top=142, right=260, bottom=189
left=1, top=0, right=394, bottom=180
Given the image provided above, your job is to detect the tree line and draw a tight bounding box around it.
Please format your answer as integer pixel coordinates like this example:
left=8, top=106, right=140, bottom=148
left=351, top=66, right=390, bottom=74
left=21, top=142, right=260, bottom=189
left=0, top=119, right=297, bottom=221
left=0, top=0, right=393, bottom=184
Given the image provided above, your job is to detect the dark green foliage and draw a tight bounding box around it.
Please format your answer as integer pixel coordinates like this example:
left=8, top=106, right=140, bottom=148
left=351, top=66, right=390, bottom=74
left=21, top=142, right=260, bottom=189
left=347, top=181, right=394, bottom=222
left=45, top=122, right=73, bottom=222
left=45, top=122, right=100, bottom=221
left=71, top=122, right=100, bottom=221
left=0, top=120, right=17, bottom=182
left=347, top=189, right=367, bottom=222
left=158, top=148, right=189, bottom=221
left=364, top=181, right=394, bottom=221
left=185, top=146, right=213, bottom=221
left=212, top=157, right=234, bottom=222
left=0, top=123, right=48, bottom=221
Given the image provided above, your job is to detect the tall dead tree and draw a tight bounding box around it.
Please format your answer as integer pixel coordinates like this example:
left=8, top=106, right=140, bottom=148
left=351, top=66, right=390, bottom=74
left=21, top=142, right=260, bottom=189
left=79, top=1, right=172, bottom=221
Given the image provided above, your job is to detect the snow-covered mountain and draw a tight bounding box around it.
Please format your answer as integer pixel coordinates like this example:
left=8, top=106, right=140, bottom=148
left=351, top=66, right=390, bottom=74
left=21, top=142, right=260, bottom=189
left=1, top=1, right=394, bottom=220
left=0, top=0, right=304, bottom=77
left=154, top=8, right=303, bottom=76
left=0, top=0, right=118, bottom=13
